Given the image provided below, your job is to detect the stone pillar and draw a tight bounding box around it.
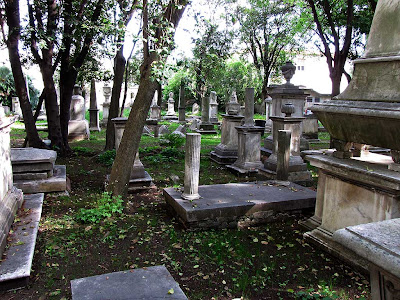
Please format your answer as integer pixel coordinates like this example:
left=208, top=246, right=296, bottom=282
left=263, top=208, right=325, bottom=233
left=276, top=130, right=291, bottom=181
left=102, top=83, right=111, bottom=126
left=68, top=85, right=90, bottom=141
left=209, top=91, right=218, bottom=124
left=166, top=92, right=176, bottom=116
left=197, top=93, right=216, bottom=134
left=192, top=103, right=199, bottom=115
left=210, top=92, right=244, bottom=165
left=89, top=79, right=100, bottom=132
left=178, top=85, right=186, bottom=123
left=0, top=115, right=23, bottom=257
left=227, top=88, right=264, bottom=176
left=182, top=133, right=201, bottom=200
left=11, top=97, right=22, bottom=117
left=149, top=91, right=161, bottom=120
left=111, top=117, right=153, bottom=191
left=264, top=97, right=272, bottom=133
left=259, top=103, right=311, bottom=183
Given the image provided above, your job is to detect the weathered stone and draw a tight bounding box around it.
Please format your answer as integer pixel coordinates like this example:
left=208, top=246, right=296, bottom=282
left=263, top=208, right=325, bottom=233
left=225, top=91, right=240, bottom=115
left=166, top=92, right=176, bottom=116
left=71, top=266, right=188, bottom=300
left=159, top=125, right=170, bottom=135
left=11, top=148, right=57, bottom=166
left=182, top=133, right=201, bottom=200
left=192, top=103, right=199, bottom=115
left=276, top=130, right=291, bottom=181
left=11, top=97, right=22, bottom=117
left=209, top=91, right=219, bottom=124
left=197, top=93, right=217, bottom=134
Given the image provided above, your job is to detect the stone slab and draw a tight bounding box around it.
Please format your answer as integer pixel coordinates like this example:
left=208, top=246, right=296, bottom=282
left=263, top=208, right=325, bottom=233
left=209, top=151, right=237, bottom=165
left=71, top=265, right=188, bottom=300
left=128, top=171, right=155, bottom=193
left=12, top=162, right=54, bottom=174
left=226, top=164, right=261, bottom=177
left=11, top=148, right=57, bottom=165
left=164, top=181, right=316, bottom=228
left=195, top=129, right=217, bottom=135
left=13, top=171, right=50, bottom=181
left=13, top=165, right=67, bottom=194
left=333, top=219, right=400, bottom=279
left=0, top=193, right=44, bottom=291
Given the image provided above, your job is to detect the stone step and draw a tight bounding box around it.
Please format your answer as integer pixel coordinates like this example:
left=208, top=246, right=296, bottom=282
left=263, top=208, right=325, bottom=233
left=71, top=265, right=188, bottom=300
left=0, top=193, right=44, bottom=291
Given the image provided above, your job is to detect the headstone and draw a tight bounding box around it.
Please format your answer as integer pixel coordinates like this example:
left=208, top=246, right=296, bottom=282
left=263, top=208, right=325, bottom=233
left=112, top=117, right=153, bottom=192
left=189, top=119, right=200, bottom=131
left=192, top=103, right=199, bottom=115
left=149, top=91, right=161, bottom=120
left=159, top=125, right=170, bottom=136
left=172, top=124, right=186, bottom=138
left=101, top=83, right=111, bottom=126
left=0, top=115, right=23, bottom=258
left=227, top=88, right=264, bottom=176
left=259, top=103, right=311, bottom=183
left=89, top=79, right=100, bottom=132
left=196, top=93, right=217, bottom=134
left=301, top=0, right=400, bottom=270
left=210, top=92, right=244, bottom=165
left=11, top=97, right=22, bottom=118
left=209, top=91, right=218, bottom=124
left=166, top=92, right=176, bottom=116
left=68, top=85, right=90, bottom=141
left=178, top=85, right=186, bottom=123
left=181, top=133, right=201, bottom=200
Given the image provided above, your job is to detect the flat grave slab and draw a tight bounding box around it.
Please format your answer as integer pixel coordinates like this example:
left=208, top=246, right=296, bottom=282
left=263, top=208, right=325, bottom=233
left=13, top=165, right=67, bottom=194
left=71, top=265, right=187, bottom=300
left=11, top=148, right=57, bottom=165
left=0, top=193, right=44, bottom=291
left=164, top=181, right=316, bottom=228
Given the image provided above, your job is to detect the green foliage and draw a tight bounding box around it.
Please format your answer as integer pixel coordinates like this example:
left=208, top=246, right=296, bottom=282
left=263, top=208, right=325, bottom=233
left=141, top=146, right=185, bottom=164
left=75, top=192, right=123, bottom=224
left=162, top=69, right=195, bottom=103
left=160, top=133, right=185, bottom=148
left=97, top=150, right=116, bottom=166
left=72, top=146, right=95, bottom=156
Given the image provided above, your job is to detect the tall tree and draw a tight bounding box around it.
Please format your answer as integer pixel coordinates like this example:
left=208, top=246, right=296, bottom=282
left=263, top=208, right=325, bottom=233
left=304, top=0, right=375, bottom=96
left=107, top=0, right=188, bottom=198
left=237, top=0, right=305, bottom=100
left=105, top=0, right=139, bottom=151
left=0, top=0, right=46, bottom=148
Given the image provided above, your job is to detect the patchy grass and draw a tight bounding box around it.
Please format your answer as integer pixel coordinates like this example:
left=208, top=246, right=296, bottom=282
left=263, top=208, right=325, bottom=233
left=2, top=125, right=369, bottom=300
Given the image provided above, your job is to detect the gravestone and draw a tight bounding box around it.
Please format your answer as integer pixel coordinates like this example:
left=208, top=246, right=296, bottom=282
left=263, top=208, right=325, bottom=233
left=178, top=85, right=186, bottom=123
left=89, top=79, right=100, bottom=132
left=101, top=83, right=111, bottom=126
left=210, top=91, right=244, bottom=165
left=112, top=117, right=153, bottom=191
left=192, top=103, right=199, bottom=115
left=68, top=85, right=90, bottom=141
left=209, top=91, right=219, bottom=124
left=259, top=103, right=311, bottom=184
left=302, top=0, right=400, bottom=272
left=166, top=92, right=176, bottom=115
left=11, top=97, right=22, bottom=118
left=227, top=88, right=264, bottom=176
left=196, top=93, right=217, bottom=134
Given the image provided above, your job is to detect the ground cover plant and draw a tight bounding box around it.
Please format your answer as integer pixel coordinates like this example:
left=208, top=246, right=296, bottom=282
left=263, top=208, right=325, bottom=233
left=3, top=123, right=370, bottom=299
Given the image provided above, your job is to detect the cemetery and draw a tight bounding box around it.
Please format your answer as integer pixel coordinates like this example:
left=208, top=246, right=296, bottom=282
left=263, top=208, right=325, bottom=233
left=0, top=0, right=397, bottom=299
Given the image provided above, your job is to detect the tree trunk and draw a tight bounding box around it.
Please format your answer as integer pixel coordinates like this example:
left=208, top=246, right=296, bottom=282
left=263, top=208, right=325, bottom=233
left=4, top=0, right=45, bottom=149
left=107, top=56, right=157, bottom=197
left=105, top=46, right=126, bottom=150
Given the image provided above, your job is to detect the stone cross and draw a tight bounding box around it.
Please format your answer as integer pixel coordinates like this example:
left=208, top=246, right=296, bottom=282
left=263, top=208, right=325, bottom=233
left=182, top=133, right=201, bottom=200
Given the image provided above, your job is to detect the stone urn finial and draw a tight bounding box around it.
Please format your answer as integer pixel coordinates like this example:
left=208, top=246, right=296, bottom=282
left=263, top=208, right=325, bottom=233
left=281, top=61, right=296, bottom=85
left=281, top=103, right=295, bottom=117
left=73, top=84, right=82, bottom=96
left=103, top=83, right=111, bottom=96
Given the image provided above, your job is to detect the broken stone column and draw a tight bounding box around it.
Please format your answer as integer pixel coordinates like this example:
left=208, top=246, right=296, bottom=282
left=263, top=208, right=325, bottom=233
left=0, top=115, right=23, bottom=257
left=227, top=88, right=264, bottom=176
left=89, top=79, right=100, bottom=132
left=68, top=85, right=90, bottom=141
left=182, top=133, right=201, bottom=200
left=276, top=130, right=291, bottom=181
left=210, top=92, right=244, bottom=165
left=178, top=85, right=186, bottom=123
left=112, top=117, right=153, bottom=192
left=101, top=83, right=111, bottom=126
left=264, top=96, right=272, bottom=133
left=209, top=91, right=219, bottom=124
left=259, top=103, right=311, bottom=183
left=197, top=93, right=216, bottom=134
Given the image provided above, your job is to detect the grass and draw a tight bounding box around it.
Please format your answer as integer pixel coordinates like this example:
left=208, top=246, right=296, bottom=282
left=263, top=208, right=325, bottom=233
left=4, top=122, right=371, bottom=299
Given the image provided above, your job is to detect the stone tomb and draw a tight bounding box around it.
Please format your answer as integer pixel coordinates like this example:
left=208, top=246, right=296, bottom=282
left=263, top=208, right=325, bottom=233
left=71, top=265, right=187, bottom=300
left=164, top=181, right=316, bottom=229
left=333, top=219, right=400, bottom=299
left=11, top=148, right=68, bottom=194
left=68, top=85, right=90, bottom=141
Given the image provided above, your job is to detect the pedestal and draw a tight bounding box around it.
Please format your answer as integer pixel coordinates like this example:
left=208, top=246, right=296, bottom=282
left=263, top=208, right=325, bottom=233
left=210, top=114, right=244, bottom=165
left=68, top=120, right=90, bottom=141
left=102, top=102, right=110, bottom=126
left=227, top=126, right=264, bottom=176
left=89, top=108, right=100, bottom=132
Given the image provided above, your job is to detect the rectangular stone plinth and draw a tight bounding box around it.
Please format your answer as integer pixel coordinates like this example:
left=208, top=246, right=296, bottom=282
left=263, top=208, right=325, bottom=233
left=164, top=181, right=316, bottom=228
left=13, top=165, right=67, bottom=194
left=209, top=150, right=237, bottom=165
left=71, top=266, right=187, bottom=300
left=11, top=148, right=56, bottom=175
left=0, top=193, right=44, bottom=291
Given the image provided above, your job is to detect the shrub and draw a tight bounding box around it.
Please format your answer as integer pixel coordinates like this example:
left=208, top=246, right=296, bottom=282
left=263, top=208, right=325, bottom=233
left=160, top=133, right=185, bottom=148
left=76, top=192, right=123, bottom=224
left=97, top=150, right=116, bottom=166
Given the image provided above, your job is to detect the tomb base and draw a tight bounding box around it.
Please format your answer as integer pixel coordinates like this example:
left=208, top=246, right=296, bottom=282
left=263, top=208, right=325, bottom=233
left=302, top=154, right=400, bottom=270
left=210, top=149, right=237, bottom=165
left=196, top=123, right=217, bottom=134
left=68, top=120, right=90, bottom=141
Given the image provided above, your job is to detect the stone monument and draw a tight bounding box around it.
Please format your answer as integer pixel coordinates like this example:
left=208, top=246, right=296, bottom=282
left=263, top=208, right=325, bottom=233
left=181, top=133, right=201, bottom=200
left=178, top=85, right=186, bottom=123
left=166, top=92, right=176, bottom=115
left=196, top=93, right=217, bottom=134
left=302, top=0, right=400, bottom=271
left=264, top=96, right=272, bottom=133
left=210, top=91, right=244, bottom=165
left=11, top=97, right=22, bottom=118
left=149, top=91, right=161, bottom=121
left=209, top=91, right=219, bottom=124
left=68, top=85, right=90, bottom=141
left=89, top=79, right=100, bottom=132
left=111, top=117, right=153, bottom=192
left=101, top=83, right=111, bottom=126
left=227, top=88, right=264, bottom=176
left=259, top=103, right=311, bottom=184
left=262, top=61, right=309, bottom=155
left=192, top=103, right=199, bottom=115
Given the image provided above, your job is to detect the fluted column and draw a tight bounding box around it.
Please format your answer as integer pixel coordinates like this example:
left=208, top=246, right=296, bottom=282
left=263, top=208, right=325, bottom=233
left=182, top=133, right=201, bottom=200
